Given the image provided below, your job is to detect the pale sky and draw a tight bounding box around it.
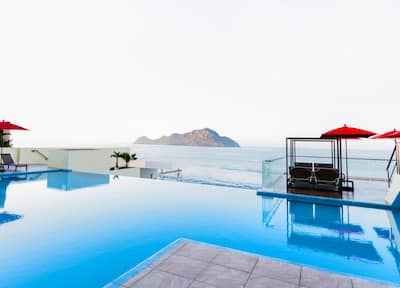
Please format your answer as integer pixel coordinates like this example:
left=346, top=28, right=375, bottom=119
left=0, top=0, right=399, bottom=147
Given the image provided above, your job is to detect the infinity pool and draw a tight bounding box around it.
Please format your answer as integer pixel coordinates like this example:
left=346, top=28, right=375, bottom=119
left=1, top=171, right=399, bottom=287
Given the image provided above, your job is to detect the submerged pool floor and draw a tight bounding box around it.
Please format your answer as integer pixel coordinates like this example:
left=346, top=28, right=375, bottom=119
left=1, top=171, right=400, bottom=287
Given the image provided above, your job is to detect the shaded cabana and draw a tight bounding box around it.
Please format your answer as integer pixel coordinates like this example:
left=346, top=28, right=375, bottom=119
left=286, top=137, right=342, bottom=192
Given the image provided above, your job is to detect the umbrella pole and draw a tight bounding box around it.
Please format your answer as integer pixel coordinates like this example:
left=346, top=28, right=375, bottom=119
left=346, top=139, right=349, bottom=183
left=0, top=129, right=3, bottom=166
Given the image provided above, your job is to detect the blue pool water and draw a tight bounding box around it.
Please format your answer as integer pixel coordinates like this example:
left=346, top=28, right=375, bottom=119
left=1, top=171, right=400, bottom=287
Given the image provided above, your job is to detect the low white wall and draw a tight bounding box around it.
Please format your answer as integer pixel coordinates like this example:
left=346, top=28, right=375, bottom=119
left=47, top=149, right=68, bottom=168
left=67, top=148, right=129, bottom=173
left=110, top=167, right=141, bottom=178
left=130, top=160, right=171, bottom=169
left=1, top=147, right=160, bottom=178
left=19, top=148, right=51, bottom=164
left=1, top=147, right=51, bottom=164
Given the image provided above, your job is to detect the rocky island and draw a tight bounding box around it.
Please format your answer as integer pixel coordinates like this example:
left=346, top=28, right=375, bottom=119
left=135, top=128, right=240, bottom=147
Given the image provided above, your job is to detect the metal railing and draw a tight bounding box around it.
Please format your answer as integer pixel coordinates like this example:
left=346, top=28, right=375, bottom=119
left=387, top=145, right=399, bottom=187
left=31, top=149, right=49, bottom=161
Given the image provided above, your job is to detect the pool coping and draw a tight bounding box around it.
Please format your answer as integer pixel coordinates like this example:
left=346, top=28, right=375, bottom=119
left=257, top=190, right=394, bottom=210
left=104, top=238, right=187, bottom=288
left=0, top=168, right=70, bottom=178
left=104, top=238, right=397, bottom=288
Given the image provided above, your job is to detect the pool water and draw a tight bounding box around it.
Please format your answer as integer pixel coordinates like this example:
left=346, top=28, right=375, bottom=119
left=1, top=171, right=400, bottom=287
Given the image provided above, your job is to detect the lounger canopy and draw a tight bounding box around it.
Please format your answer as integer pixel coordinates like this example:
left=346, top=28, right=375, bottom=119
left=286, top=137, right=343, bottom=192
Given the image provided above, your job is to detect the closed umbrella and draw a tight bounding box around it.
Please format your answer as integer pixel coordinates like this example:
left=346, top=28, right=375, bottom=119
left=321, top=124, right=376, bottom=190
left=0, top=120, right=29, bottom=167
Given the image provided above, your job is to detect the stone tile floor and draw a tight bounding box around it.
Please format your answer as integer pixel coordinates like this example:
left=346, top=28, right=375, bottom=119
left=117, top=240, right=395, bottom=288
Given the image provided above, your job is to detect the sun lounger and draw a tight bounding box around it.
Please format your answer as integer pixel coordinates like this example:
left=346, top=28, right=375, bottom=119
left=294, top=162, right=313, bottom=168
left=1, top=153, right=28, bottom=172
left=314, top=168, right=340, bottom=185
left=314, top=163, right=334, bottom=169
left=289, top=166, right=313, bottom=184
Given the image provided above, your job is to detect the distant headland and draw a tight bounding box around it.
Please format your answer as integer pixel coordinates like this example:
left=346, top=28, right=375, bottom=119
left=134, top=128, right=240, bottom=148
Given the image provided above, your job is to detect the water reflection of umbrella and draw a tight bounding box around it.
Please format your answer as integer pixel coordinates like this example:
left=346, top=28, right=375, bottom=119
left=321, top=124, right=376, bottom=189
left=0, top=120, right=29, bottom=167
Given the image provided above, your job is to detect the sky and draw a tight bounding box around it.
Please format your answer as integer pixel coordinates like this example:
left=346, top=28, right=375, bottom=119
left=0, top=0, right=399, bottom=148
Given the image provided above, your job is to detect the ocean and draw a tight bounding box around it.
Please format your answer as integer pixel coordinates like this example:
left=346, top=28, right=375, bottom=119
left=131, top=144, right=393, bottom=190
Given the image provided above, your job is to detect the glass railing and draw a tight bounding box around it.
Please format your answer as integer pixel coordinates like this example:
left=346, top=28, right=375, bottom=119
left=261, top=155, right=395, bottom=191
left=261, top=157, right=286, bottom=191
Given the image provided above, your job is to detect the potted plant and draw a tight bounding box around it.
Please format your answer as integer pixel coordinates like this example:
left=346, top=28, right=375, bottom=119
left=110, top=151, right=122, bottom=169
left=119, top=152, right=138, bottom=168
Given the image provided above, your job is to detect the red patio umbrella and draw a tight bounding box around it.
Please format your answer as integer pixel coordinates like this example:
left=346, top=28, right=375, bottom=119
left=0, top=120, right=29, bottom=166
left=321, top=124, right=375, bottom=139
left=371, top=129, right=400, bottom=141
left=321, top=124, right=376, bottom=188
left=0, top=120, right=29, bottom=131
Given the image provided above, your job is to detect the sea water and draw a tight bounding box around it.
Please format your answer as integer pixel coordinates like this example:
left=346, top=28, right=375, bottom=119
left=131, top=144, right=392, bottom=189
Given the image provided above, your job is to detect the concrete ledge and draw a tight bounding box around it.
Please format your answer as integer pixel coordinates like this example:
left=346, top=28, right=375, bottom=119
left=257, top=190, right=393, bottom=210
left=0, top=167, right=67, bottom=178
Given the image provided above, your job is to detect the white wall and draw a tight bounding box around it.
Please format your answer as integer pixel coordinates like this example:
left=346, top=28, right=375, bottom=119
left=1, top=147, right=161, bottom=178
left=110, top=167, right=141, bottom=178
left=19, top=148, right=51, bottom=164
left=66, top=148, right=129, bottom=173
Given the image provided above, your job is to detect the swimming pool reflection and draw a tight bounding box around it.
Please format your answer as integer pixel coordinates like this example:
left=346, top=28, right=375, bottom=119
left=0, top=175, right=30, bottom=209
left=262, top=197, right=384, bottom=263
left=0, top=212, right=22, bottom=225
left=47, top=171, right=109, bottom=191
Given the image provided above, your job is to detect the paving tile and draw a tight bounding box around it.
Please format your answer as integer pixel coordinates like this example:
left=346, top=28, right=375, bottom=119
left=117, top=241, right=395, bottom=288
left=176, top=242, right=220, bottom=262
left=246, top=274, right=297, bottom=288
left=189, top=281, right=217, bottom=288
left=157, top=255, right=208, bottom=279
left=300, top=267, right=352, bottom=288
left=352, top=278, right=394, bottom=288
left=212, top=249, right=257, bottom=272
left=252, top=257, right=300, bottom=285
left=127, top=270, right=192, bottom=288
left=196, top=263, right=249, bottom=287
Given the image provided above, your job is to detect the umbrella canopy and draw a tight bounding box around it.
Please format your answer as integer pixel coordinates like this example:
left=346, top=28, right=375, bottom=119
left=371, top=129, right=400, bottom=139
left=0, top=120, right=28, bottom=131
left=321, top=124, right=376, bottom=139
left=0, top=120, right=29, bottom=168
left=320, top=124, right=376, bottom=191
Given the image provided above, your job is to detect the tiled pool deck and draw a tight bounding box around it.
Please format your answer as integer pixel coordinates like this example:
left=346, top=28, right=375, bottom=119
left=110, top=240, right=394, bottom=288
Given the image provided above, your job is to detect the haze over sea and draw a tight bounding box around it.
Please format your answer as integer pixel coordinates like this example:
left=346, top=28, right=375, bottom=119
left=132, top=144, right=393, bottom=190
